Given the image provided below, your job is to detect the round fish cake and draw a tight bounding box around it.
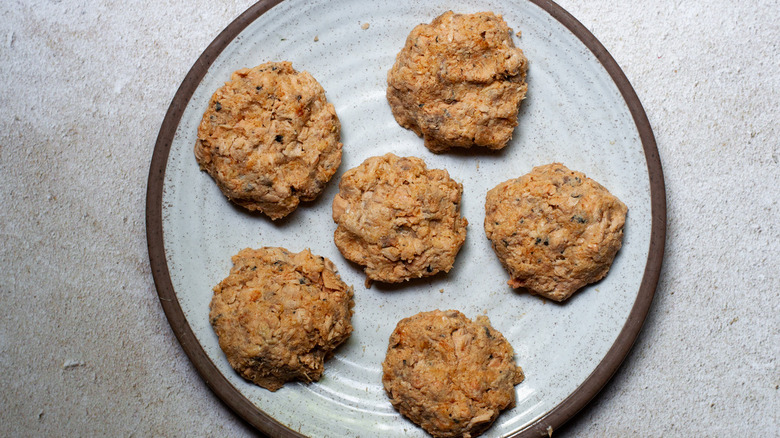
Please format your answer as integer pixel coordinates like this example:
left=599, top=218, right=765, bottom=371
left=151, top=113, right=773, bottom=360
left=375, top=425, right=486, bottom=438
left=331, top=153, right=468, bottom=284
left=387, top=11, right=528, bottom=153
left=194, top=61, right=342, bottom=220
left=208, top=247, right=354, bottom=391
left=382, top=310, right=524, bottom=438
left=484, top=163, right=628, bottom=301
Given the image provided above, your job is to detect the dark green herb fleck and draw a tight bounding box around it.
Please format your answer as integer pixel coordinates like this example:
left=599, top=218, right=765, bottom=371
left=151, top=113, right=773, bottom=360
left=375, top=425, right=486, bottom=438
left=571, top=215, right=587, bottom=224
left=215, top=102, right=222, bottom=111
left=275, top=135, right=283, bottom=142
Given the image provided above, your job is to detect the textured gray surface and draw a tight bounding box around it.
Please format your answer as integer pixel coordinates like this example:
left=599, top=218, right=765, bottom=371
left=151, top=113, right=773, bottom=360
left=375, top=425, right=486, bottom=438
left=0, top=0, right=777, bottom=436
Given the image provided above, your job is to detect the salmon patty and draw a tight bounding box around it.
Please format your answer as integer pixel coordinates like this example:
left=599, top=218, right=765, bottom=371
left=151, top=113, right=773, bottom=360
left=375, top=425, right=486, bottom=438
left=484, top=163, right=627, bottom=301
left=382, top=310, right=524, bottom=437
left=209, top=247, right=354, bottom=391
left=387, top=11, right=528, bottom=153
left=332, top=154, right=467, bottom=284
left=195, top=62, right=342, bottom=219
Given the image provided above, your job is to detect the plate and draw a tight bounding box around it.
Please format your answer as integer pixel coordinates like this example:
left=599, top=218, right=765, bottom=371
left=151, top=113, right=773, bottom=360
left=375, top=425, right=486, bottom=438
left=147, top=0, right=665, bottom=436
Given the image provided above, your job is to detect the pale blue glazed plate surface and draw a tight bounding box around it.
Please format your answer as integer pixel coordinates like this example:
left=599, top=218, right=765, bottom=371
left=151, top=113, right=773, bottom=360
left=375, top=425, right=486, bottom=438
left=160, top=1, right=654, bottom=435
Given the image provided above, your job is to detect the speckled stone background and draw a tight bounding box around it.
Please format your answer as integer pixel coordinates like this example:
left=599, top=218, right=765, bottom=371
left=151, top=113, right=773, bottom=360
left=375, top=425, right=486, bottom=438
left=1, top=0, right=777, bottom=436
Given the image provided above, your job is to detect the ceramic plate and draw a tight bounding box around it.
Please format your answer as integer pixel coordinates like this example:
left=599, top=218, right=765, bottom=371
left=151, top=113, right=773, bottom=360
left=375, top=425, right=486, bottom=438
left=147, top=0, right=665, bottom=436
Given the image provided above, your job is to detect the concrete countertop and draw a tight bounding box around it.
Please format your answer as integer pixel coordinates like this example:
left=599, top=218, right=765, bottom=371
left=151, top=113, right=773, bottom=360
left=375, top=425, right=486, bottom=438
left=1, top=0, right=777, bottom=435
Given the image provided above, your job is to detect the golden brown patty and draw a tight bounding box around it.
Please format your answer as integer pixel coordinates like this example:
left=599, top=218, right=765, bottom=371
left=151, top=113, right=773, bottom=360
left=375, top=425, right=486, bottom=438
left=209, top=247, right=354, bottom=391
left=484, top=163, right=628, bottom=301
left=194, top=61, right=342, bottom=220
left=382, top=310, right=524, bottom=438
left=387, top=11, right=528, bottom=153
left=331, top=153, right=468, bottom=284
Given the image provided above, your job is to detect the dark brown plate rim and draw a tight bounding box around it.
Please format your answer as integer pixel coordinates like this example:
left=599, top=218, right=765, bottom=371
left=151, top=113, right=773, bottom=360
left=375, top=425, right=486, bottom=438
left=146, top=1, right=666, bottom=436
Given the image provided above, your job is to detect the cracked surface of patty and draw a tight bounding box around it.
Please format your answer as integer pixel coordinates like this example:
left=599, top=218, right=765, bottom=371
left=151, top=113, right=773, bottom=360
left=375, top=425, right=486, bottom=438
left=209, top=247, right=354, bottom=391
left=484, top=163, right=628, bottom=301
left=194, top=61, right=342, bottom=220
left=331, top=153, right=467, bottom=284
left=387, top=11, right=528, bottom=153
left=382, top=309, right=524, bottom=438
